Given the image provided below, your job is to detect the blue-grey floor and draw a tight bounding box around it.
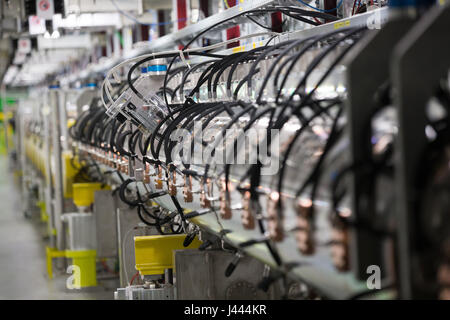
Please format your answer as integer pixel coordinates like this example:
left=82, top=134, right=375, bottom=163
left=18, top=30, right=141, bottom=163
left=0, top=156, right=116, bottom=299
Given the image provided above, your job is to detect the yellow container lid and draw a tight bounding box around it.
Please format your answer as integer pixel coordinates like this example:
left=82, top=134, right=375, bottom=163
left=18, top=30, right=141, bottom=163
left=72, top=182, right=110, bottom=207
left=134, top=234, right=202, bottom=276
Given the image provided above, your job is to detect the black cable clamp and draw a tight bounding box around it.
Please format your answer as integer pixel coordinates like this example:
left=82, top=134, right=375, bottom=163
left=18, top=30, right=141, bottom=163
left=225, top=252, right=243, bottom=278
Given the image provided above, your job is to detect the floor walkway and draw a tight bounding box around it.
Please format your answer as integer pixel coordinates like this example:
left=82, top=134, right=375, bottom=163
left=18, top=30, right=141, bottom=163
left=0, top=156, right=114, bottom=299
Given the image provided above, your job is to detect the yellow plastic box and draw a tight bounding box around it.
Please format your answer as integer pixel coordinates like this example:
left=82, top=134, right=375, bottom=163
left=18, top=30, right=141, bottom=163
left=72, top=182, right=109, bottom=207
left=134, top=234, right=202, bottom=275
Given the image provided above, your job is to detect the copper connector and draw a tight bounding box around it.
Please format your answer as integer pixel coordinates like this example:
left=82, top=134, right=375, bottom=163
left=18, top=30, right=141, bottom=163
left=122, top=157, right=129, bottom=175
left=219, top=178, right=232, bottom=219
left=330, top=223, right=350, bottom=272
left=118, top=156, right=125, bottom=174
left=438, top=264, right=450, bottom=300
left=438, top=242, right=450, bottom=300
left=294, top=198, right=315, bottom=255
left=107, top=151, right=112, bottom=167
left=100, top=150, right=106, bottom=165
left=92, top=147, right=97, bottom=161
left=143, top=162, right=151, bottom=184
left=168, top=170, right=177, bottom=196
left=183, top=175, right=193, bottom=203
left=241, top=191, right=255, bottom=230
left=155, top=165, right=163, bottom=190
left=110, top=152, right=116, bottom=168
left=200, top=177, right=211, bottom=208
left=103, top=150, right=108, bottom=165
left=266, top=192, right=284, bottom=242
left=113, top=154, right=119, bottom=171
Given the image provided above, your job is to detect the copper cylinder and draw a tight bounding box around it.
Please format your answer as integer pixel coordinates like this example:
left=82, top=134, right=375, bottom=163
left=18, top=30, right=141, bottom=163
left=155, top=165, right=163, bottom=189
left=219, top=178, right=232, bottom=219
left=183, top=175, right=193, bottom=203
left=294, top=199, right=315, bottom=255
left=241, top=191, right=255, bottom=230
left=266, top=192, right=284, bottom=242
left=200, top=178, right=211, bottom=208
left=168, top=170, right=177, bottom=196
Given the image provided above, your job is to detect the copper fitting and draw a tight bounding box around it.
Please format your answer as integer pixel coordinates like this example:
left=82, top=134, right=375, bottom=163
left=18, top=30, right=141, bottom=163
left=168, top=170, right=177, bottom=196
left=241, top=191, right=255, bottom=230
left=122, top=157, right=129, bottom=175
left=107, top=151, right=112, bottom=167
left=294, top=198, right=314, bottom=255
left=155, top=165, right=163, bottom=189
left=219, top=178, right=232, bottom=219
left=143, top=162, right=151, bottom=184
left=330, top=224, right=350, bottom=272
left=112, top=153, right=118, bottom=169
left=118, top=157, right=124, bottom=173
left=183, top=175, right=193, bottom=203
left=438, top=242, right=450, bottom=300
left=200, top=177, right=211, bottom=208
left=438, top=264, right=450, bottom=300
left=101, top=150, right=106, bottom=165
left=266, top=192, right=284, bottom=242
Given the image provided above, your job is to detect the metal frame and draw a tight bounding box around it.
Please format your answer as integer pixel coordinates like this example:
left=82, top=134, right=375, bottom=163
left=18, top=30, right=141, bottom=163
left=344, top=10, right=414, bottom=282
left=42, top=93, right=57, bottom=247
left=182, top=7, right=389, bottom=66
left=49, top=87, right=66, bottom=252
left=392, top=3, right=450, bottom=299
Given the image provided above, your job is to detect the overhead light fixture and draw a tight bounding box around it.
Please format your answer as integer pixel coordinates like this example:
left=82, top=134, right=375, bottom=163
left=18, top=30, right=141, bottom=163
left=44, top=31, right=51, bottom=39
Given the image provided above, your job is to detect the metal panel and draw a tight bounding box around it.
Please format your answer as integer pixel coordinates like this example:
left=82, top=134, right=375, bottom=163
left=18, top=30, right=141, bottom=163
left=117, top=206, right=141, bottom=287
left=62, top=213, right=97, bottom=250
left=175, top=250, right=280, bottom=299
left=49, top=87, right=66, bottom=252
left=116, top=205, right=159, bottom=287
left=182, top=7, right=389, bottom=66
left=93, top=190, right=118, bottom=258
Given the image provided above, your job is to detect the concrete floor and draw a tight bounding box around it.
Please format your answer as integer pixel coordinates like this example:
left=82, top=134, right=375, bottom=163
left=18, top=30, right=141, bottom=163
left=0, top=156, right=116, bottom=299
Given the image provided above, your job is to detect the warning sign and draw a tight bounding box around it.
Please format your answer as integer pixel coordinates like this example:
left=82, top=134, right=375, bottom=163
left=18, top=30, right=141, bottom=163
left=36, top=0, right=54, bottom=20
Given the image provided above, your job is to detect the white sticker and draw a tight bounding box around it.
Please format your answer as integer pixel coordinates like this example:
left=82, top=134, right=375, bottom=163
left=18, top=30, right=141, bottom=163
left=28, top=15, right=46, bottom=35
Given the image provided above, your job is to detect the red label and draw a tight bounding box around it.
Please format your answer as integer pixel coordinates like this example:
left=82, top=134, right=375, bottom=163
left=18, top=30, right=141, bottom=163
left=39, top=0, right=50, bottom=11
